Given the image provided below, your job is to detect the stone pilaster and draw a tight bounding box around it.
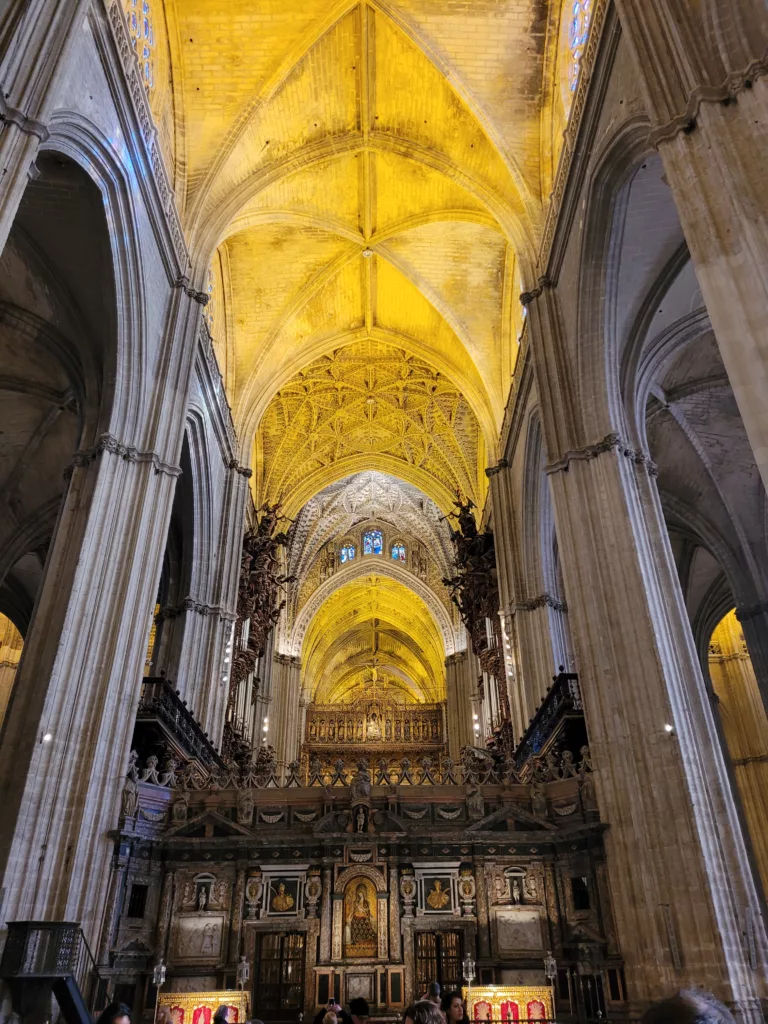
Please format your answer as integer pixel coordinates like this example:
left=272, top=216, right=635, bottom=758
left=97, top=848, right=129, bottom=966
left=155, top=871, right=174, bottom=964
left=271, top=653, right=302, bottom=764
left=388, top=863, right=401, bottom=962
left=525, top=282, right=767, bottom=1016
left=614, top=1, right=768, bottom=493
left=319, top=865, right=333, bottom=962
left=476, top=862, right=491, bottom=959
left=228, top=868, right=246, bottom=962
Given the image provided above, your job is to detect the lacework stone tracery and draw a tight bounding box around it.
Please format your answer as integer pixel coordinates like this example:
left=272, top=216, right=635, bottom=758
left=257, top=342, right=482, bottom=509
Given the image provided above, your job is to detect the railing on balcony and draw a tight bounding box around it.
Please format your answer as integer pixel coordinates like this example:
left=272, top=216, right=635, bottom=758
left=137, top=677, right=223, bottom=770
left=513, top=670, right=587, bottom=770
left=0, top=921, right=107, bottom=1021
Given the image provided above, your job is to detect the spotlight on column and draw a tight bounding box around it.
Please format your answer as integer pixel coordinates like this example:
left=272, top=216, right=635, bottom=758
left=664, top=723, right=674, bottom=734
left=42, top=733, right=53, bottom=743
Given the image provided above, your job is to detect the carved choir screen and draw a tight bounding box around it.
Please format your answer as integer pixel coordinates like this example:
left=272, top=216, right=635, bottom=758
left=462, top=987, right=552, bottom=1022
left=158, top=992, right=249, bottom=1024
left=305, top=697, right=444, bottom=750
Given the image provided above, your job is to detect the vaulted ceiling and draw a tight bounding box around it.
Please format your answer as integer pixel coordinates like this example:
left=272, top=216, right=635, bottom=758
left=145, top=0, right=576, bottom=706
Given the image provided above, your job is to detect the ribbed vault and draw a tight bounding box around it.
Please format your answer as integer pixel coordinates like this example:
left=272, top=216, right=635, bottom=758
left=301, top=574, right=445, bottom=705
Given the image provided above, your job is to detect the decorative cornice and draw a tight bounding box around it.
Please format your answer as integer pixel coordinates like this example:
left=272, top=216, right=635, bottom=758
left=175, top=275, right=209, bottom=306
left=545, top=432, right=658, bottom=477
left=69, top=432, right=181, bottom=477
left=648, top=55, right=768, bottom=148
left=228, top=458, right=253, bottom=479
left=485, top=458, right=509, bottom=479
left=735, top=601, right=768, bottom=623
left=515, top=594, right=568, bottom=614
left=0, top=93, right=49, bottom=142
left=157, top=597, right=236, bottom=622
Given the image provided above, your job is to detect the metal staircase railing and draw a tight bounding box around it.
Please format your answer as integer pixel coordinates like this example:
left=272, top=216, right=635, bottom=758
left=0, top=921, right=107, bottom=1024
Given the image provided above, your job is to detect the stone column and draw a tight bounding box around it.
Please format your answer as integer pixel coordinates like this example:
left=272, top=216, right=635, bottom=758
left=708, top=613, right=768, bottom=895
left=271, top=653, right=301, bottom=764
left=737, top=604, right=768, bottom=719
left=96, top=847, right=129, bottom=966
left=486, top=460, right=526, bottom=740
left=0, top=286, right=204, bottom=948
left=613, top=1, right=768, bottom=493
left=445, top=651, right=474, bottom=756
left=174, top=460, right=250, bottom=740
left=525, top=282, right=767, bottom=1015
left=0, top=0, right=90, bottom=252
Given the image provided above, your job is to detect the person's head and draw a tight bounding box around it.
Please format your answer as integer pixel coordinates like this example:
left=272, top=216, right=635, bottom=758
left=349, top=998, right=370, bottom=1024
left=441, top=993, right=465, bottom=1022
left=404, top=1001, right=445, bottom=1024
left=426, top=983, right=441, bottom=1005
left=641, top=991, right=735, bottom=1024
left=322, top=1013, right=338, bottom=1024
left=213, top=1006, right=230, bottom=1024
left=96, top=1003, right=132, bottom=1024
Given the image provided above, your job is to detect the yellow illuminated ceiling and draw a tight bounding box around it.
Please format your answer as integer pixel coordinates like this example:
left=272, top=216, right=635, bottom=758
left=301, top=574, right=446, bottom=705
left=153, top=0, right=576, bottom=708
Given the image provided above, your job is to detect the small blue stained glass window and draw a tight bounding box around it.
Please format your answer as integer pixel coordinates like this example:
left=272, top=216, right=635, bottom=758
left=391, top=543, right=406, bottom=563
left=568, top=0, right=592, bottom=92
left=363, top=530, right=383, bottom=555
left=340, top=544, right=356, bottom=564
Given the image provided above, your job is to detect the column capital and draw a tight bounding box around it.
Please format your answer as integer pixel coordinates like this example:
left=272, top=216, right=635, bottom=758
left=0, top=93, right=49, bottom=142
left=485, top=457, right=509, bottom=479
left=69, top=432, right=181, bottom=478
left=545, top=431, right=658, bottom=477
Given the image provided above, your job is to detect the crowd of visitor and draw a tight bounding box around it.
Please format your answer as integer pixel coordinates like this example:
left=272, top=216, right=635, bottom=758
left=94, top=984, right=737, bottom=1024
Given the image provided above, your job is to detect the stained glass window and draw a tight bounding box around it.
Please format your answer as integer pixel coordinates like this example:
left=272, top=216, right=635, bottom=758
left=340, top=543, right=356, bottom=564
left=125, top=0, right=155, bottom=90
left=568, top=0, right=592, bottom=93
left=363, top=530, right=383, bottom=555
left=391, top=542, right=406, bottom=563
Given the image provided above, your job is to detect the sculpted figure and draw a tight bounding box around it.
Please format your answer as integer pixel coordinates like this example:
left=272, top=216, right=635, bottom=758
left=427, top=879, right=450, bottom=910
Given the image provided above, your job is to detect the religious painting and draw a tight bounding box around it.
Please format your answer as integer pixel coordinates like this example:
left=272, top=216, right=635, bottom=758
left=526, top=1001, right=546, bottom=1020
left=158, top=992, right=248, bottom=1024
left=500, top=1002, right=519, bottom=1023
left=268, top=878, right=299, bottom=915
left=423, top=876, right=453, bottom=913
left=172, top=914, right=225, bottom=962
left=343, top=876, right=378, bottom=957
left=192, top=1008, right=211, bottom=1024
left=473, top=1001, right=492, bottom=1021
left=492, top=907, right=544, bottom=955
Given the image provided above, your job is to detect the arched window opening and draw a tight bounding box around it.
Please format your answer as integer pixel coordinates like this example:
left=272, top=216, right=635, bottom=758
left=568, top=0, right=592, bottom=93
left=124, top=0, right=155, bottom=89
left=391, top=542, right=407, bottom=563
left=363, top=530, right=383, bottom=556
left=340, top=542, right=356, bottom=564
left=0, top=613, right=23, bottom=728
left=708, top=609, right=768, bottom=893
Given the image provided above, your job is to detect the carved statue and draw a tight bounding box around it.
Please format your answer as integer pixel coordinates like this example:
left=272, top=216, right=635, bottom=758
left=237, top=789, right=254, bottom=825
left=121, top=750, right=140, bottom=819
left=511, top=878, right=522, bottom=904
left=530, top=780, right=548, bottom=818
left=356, top=807, right=366, bottom=833
left=198, top=887, right=208, bottom=911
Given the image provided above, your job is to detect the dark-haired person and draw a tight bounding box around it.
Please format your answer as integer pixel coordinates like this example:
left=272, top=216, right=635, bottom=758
left=404, top=999, right=445, bottom=1024
left=423, top=983, right=440, bottom=1007
left=349, top=997, right=370, bottom=1024
left=441, top=991, right=469, bottom=1024
left=641, top=991, right=735, bottom=1024
left=96, top=1003, right=132, bottom=1024
left=213, top=1006, right=231, bottom=1024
